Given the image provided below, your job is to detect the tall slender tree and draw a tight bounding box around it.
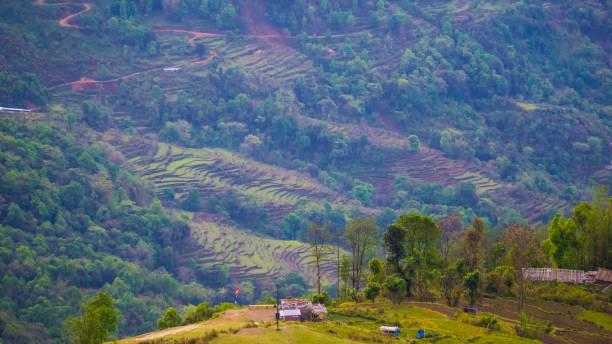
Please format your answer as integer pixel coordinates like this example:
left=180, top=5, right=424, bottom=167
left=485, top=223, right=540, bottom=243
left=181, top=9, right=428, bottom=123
left=384, top=223, right=406, bottom=274
left=438, top=212, right=463, bottom=306
left=344, top=217, right=379, bottom=291
left=438, top=212, right=463, bottom=270
left=307, top=222, right=331, bottom=295
left=398, top=214, right=441, bottom=299
left=502, top=223, right=538, bottom=313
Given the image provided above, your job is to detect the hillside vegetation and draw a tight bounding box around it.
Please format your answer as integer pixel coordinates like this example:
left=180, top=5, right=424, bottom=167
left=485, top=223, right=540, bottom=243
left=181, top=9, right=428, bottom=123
left=0, top=0, right=610, bottom=343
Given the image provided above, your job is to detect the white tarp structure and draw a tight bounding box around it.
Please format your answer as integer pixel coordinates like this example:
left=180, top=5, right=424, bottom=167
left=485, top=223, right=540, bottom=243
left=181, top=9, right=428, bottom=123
left=380, top=326, right=399, bottom=336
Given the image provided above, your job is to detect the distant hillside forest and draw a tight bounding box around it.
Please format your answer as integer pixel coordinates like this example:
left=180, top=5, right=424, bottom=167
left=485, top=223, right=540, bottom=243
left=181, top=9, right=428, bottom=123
left=0, top=0, right=610, bottom=342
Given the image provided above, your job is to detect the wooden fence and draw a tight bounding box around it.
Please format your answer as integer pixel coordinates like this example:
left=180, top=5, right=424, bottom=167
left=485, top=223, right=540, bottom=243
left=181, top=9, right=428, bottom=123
left=522, top=268, right=585, bottom=283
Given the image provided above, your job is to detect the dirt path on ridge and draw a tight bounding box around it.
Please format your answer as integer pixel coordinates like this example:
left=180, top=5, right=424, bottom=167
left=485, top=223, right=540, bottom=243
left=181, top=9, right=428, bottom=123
left=132, top=308, right=275, bottom=342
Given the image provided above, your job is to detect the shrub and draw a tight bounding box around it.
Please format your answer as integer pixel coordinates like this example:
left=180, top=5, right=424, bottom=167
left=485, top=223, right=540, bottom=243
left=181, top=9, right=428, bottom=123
left=364, top=282, right=381, bottom=302
left=534, top=282, right=610, bottom=312
left=515, top=312, right=539, bottom=339
left=157, top=307, right=182, bottom=329
left=183, top=302, right=213, bottom=325
left=479, top=315, right=500, bottom=330
left=484, top=266, right=515, bottom=296
left=312, top=291, right=331, bottom=305
left=383, top=274, right=406, bottom=304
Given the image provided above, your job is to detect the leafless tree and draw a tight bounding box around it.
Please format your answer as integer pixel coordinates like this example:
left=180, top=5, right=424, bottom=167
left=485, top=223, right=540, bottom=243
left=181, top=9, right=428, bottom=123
left=502, top=223, right=538, bottom=313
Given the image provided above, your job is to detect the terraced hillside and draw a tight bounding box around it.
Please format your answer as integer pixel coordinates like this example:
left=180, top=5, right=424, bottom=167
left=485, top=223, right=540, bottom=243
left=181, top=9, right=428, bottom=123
left=153, top=28, right=314, bottom=83
left=182, top=219, right=337, bottom=284
left=116, top=139, right=349, bottom=222
left=41, top=0, right=584, bottom=226
left=297, top=115, right=571, bottom=221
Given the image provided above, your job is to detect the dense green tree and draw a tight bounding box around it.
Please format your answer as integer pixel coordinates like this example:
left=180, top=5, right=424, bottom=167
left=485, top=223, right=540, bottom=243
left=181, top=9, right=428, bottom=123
left=384, top=223, right=406, bottom=274
left=407, top=135, right=420, bottom=152
left=367, top=257, right=385, bottom=284
left=5, top=202, right=27, bottom=230
left=383, top=274, right=405, bottom=304
left=181, top=189, right=201, bottom=212
left=183, top=301, right=213, bottom=324
left=396, top=214, right=442, bottom=298
left=543, top=213, right=578, bottom=269
left=463, top=271, right=480, bottom=306
left=364, top=282, right=381, bottom=302
left=65, top=292, right=119, bottom=344
left=157, top=307, right=182, bottom=329
left=351, top=180, right=373, bottom=205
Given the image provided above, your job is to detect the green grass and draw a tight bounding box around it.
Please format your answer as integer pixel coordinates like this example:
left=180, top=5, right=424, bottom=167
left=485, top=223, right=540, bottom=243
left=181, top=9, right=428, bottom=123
left=328, top=303, right=538, bottom=343
left=578, top=310, right=612, bottom=331
left=212, top=325, right=362, bottom=344
left=116, top=302, right=540, bottom=344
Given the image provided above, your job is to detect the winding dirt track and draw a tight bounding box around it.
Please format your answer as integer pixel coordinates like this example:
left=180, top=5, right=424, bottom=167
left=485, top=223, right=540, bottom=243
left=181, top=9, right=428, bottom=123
left=36, top=0, right=92, bottom=29
left=58, top=3, right=92, bottom=28
left=155, top=28, right=226, bottom=47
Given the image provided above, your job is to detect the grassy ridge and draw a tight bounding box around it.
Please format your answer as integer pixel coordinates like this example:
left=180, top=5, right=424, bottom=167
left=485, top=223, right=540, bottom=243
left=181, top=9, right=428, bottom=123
left=114, top=301, right=542, bottom=344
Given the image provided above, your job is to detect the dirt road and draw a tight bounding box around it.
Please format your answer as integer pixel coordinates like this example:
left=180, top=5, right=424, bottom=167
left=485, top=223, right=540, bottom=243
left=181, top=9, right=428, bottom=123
left=35, top=0, right=93, bottom=29
left=155, top=28, right=226, bottom=47
left=58, top=3, right=92, bottom=28
left=133, top=307, right=275, bottom=342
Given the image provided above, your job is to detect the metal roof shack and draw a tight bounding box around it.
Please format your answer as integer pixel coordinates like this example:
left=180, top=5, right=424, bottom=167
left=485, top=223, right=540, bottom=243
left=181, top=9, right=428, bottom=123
left=312, top=303, right=328, bottom=321
left=280, top=299, right=312, bottom=310
left=595, top=268, right=612, bottom=283
left=279, top=309, right=301, bottom=321
left=280, top=299, right=319, bottom=321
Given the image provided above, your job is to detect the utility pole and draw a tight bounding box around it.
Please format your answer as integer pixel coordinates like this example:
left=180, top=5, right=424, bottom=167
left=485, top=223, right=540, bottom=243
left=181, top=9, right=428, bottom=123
left=276, top=284, right=280, bottom=331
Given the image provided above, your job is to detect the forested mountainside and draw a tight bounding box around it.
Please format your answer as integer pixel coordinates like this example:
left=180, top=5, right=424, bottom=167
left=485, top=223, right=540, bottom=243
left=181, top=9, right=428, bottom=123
left=0, top=0, right=610, bottom=342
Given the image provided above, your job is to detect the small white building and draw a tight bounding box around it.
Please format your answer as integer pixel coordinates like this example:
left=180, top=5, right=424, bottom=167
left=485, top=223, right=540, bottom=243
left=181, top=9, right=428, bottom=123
left=163, top=67, right=181, bottom=72
left=380, top=326, right=399, bottom=336
left=279, top=309, right=301, bottom=321
left=0, top=107, right=32, bottom=113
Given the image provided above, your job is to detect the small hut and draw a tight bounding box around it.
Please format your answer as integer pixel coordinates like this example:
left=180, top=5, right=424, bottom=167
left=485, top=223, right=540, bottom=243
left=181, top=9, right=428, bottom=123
left=380, top=326, right=399, bottom=337
left=279, top=309, right=301, bottom=321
